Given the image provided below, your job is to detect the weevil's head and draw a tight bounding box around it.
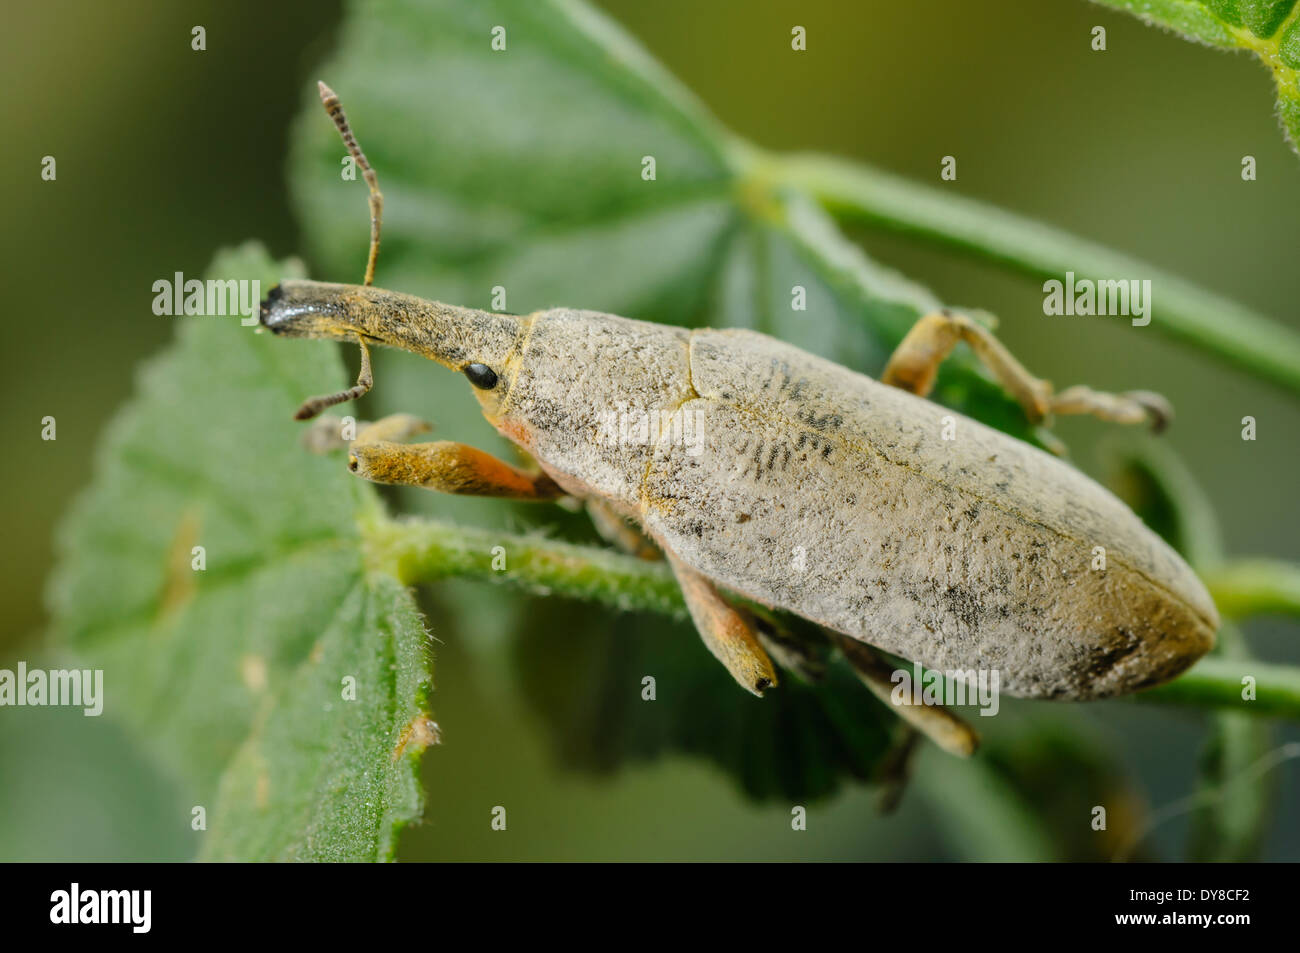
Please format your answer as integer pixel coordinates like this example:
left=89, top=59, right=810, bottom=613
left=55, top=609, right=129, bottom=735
left=261, top=278, right=526, bottom=415
left=262, top=282, right=697, bottom=506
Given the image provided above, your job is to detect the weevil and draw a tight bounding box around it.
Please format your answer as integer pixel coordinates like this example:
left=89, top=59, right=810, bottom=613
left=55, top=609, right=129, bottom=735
left=260, top=84, right=1218, bottom=757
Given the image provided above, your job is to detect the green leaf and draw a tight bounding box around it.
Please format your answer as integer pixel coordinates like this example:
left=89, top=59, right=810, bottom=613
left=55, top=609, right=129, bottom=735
left=46, top=244, right=436, bottom=861
left=514, top=598, right=897, bottom=803
left=1094, top=0, right=1300, bottom=153
left=971, top=715, right=1154, bottom=861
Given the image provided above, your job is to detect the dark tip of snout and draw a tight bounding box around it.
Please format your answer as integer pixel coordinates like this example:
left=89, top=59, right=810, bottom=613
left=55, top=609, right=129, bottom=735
left=259, top=283, right=286, bottom=332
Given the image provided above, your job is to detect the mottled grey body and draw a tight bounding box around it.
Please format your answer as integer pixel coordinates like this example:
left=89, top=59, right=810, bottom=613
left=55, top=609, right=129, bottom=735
left=501, top=309, right=1217, bottom=700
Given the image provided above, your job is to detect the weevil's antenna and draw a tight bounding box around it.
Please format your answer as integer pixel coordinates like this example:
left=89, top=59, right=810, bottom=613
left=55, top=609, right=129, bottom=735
left=293, top=333, right=374, bottom=421
left=289, top=82, right=383, bottom=422
left=319, top=80, right=384, bottom=287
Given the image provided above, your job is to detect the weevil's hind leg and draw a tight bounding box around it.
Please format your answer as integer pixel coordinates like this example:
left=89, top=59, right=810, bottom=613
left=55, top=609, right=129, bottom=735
left=833, top=633, right=979, bottom=757
left=349, top=439, right=565, bottom=500
left=881, top=309, right=1171, bottom=434
left=664, top=549, right=778, bottom=697
left=586, top=499, right=662, bottom=561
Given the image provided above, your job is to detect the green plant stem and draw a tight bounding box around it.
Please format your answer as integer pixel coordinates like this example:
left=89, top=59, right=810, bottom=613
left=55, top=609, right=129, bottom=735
left=1206, top=559, right=1300, bottom=619
left=759, top=152, right=1300, bottom=396
left=364, top=513, right=686, bottom=619
left=364, top=512, right=1300, bottom=720
left=1142, top=657, right=1300, bottom=717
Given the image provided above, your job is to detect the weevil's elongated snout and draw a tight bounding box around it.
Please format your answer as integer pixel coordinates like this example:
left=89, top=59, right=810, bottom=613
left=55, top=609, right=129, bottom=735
left=260, top=279, right=524, bottom=371
left=259, top=281, right=343, bottom=339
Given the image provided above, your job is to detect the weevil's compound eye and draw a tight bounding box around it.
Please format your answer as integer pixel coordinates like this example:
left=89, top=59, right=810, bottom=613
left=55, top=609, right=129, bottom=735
left=463, top=363, right=498, bottom=390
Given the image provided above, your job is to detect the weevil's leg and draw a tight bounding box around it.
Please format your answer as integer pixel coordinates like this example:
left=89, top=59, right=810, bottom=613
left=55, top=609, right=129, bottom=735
left=302, top=415, right=353, bottom=453
left=354, top=413, right=432, bottom=444
left=586, top=499, right=662, bottom=560
left=664, top=549, right=778, bottom=697
left=348, top=439, right=564, bottom=500
left=833, top=633, right=979, bottom=757
left=1049, top=386, right=1171, bottom=432
left=881, top=309, right=1170, bottom=433
left=741, top=606, right=829, bottom=684
left=301, top=413, right=431, bottom=454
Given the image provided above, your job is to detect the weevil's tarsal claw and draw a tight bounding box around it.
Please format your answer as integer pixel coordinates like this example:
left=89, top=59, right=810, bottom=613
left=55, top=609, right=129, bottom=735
left=1124, top=390, right=1173, bottom=434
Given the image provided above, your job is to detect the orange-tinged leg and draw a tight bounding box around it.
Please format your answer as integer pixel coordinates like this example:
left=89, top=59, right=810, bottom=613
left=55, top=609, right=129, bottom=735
left=665, top=548, right=778, bottom=697
left=883, top=309, right=1170, bottom=433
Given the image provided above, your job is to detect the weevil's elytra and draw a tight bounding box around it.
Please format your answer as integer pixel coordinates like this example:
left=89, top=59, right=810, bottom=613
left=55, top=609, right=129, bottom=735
left=259, top=83, right=1218, bottom=754
left=642, top=328, right=1216, bottom=699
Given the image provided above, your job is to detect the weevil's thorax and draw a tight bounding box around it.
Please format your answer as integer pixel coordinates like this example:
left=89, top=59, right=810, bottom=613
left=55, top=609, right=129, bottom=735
left=490, top=308, right=694, bottom=506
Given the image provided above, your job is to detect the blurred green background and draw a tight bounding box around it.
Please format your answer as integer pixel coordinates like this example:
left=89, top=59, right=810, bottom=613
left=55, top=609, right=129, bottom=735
left=3, top=0, right=1297, bottom=860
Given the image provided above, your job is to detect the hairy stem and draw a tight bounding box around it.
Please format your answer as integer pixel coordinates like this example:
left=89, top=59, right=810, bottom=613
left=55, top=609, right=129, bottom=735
left=363, top=512, right=685, bottom=619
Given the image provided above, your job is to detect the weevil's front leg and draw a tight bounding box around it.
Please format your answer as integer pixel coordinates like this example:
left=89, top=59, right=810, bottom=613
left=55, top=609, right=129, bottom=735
left=664, top=549, right=778, bottom=697
left=833, top=633, right=979, bottom=757
left=349, top=439, right=564, bottom=500
left=882, top=309, right=1171, bottom=433
left=301, top=413, right=431, bottom=453
left=354, top=413, right=433, bottom=445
